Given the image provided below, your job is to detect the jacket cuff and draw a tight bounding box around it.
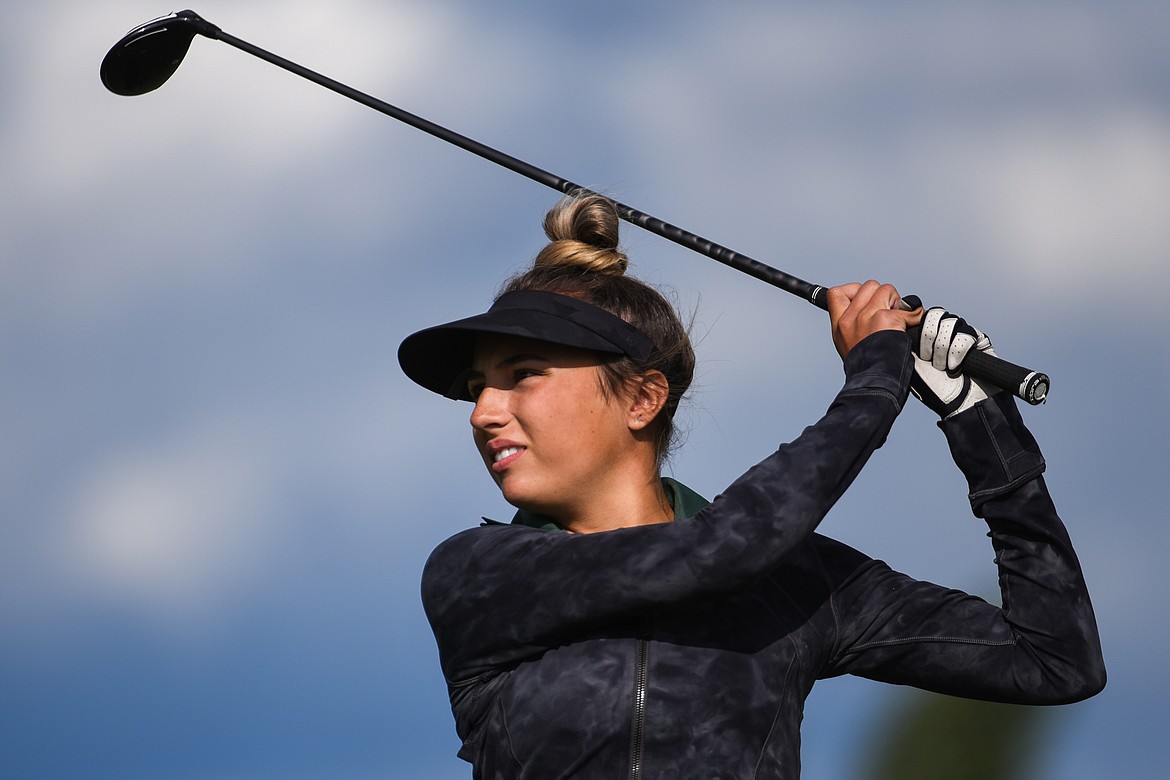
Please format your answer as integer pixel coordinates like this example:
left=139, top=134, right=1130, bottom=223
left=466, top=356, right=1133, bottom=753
left=839, top=330, right=914, bottom=409
left=940, top=391, right=1046, bottom=515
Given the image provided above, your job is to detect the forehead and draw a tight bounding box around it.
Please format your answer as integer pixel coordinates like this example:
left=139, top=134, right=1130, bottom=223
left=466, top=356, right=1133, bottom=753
left=470, top=333, right=601, bottom=371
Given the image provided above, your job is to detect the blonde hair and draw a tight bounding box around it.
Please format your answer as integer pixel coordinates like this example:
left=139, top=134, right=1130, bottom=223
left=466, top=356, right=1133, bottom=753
left=501, top=192, right=694, bottom=466
left=533, top=195, right=629, bottom=275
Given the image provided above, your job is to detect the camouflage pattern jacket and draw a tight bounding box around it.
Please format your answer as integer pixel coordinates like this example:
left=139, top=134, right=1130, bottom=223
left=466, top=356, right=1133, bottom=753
left=421, top=331, right=1106, bottom=779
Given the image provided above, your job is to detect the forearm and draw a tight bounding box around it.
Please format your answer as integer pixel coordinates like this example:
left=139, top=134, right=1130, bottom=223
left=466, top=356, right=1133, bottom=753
left=658, top=329, right=914, bottom=595
left=946, top=394, right=1106, bottom=701
left=829, top=394, right=1106, bottom=703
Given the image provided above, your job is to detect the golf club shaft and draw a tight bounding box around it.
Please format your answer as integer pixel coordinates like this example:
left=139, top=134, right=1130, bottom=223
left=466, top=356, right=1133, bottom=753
left=180, top=16, right=1049, bottom=404
left=210, top=28, right=826, bottom=306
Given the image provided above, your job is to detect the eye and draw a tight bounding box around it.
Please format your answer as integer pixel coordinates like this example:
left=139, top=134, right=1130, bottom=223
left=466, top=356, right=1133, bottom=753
left=466, top=379, right=485, bottom=400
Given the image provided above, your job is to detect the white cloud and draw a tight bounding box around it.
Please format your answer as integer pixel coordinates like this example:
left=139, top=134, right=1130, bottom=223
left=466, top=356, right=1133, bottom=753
left=0, top=0, right=565, bottom=334
left=607, top=2, right=1170, bottom=308
left=967, top=110, right=1170, bottom=294
left=3, top=1, right=456, bottom=193
left=63, top=420, right=281, bottom=618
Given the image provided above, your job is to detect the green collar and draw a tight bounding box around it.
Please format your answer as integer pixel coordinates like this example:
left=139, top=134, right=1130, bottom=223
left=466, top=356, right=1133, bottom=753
left=483, top=477, right=710, bottom=532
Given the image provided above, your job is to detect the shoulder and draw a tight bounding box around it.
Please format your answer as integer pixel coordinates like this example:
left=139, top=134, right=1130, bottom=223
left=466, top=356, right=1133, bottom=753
left=422, top=523, right=557, bottom=590
left=425, top=522, right=539, bottom=565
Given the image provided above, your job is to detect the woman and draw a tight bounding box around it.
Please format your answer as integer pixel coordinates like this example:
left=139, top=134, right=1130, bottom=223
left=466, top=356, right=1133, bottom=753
left=397, top=194, right=1105, bottom=779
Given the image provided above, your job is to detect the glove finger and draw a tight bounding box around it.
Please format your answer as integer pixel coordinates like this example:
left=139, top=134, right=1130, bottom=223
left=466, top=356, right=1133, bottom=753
left=936, top=313, right=979, bottom=373
left=919, top=307, right=945, bottom=361
left=933, top=315, right=958, bottom=371
left=947, top=331, right=976, bottom=373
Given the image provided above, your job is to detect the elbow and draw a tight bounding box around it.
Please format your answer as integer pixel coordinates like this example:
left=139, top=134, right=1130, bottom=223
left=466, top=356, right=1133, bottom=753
left=1019, top=620, right=1108, bottom=704
left=1070, top=660, right=1108, bottom=703
left=1041, top=656, right=1108, bottom=705
left=1012, top=636, right=1108, bottom=705
left=1068, top=637, right=1109, bottom=702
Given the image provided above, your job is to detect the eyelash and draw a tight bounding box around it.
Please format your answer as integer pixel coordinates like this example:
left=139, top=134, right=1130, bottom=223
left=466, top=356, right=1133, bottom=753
left=467, top=368, right=542, bottom=399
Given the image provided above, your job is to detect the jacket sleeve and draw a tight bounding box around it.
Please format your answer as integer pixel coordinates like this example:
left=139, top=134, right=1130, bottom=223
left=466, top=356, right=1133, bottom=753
left=422, top=330, right=915, bottom=682
left=821, top=392, right=1107, bottom=704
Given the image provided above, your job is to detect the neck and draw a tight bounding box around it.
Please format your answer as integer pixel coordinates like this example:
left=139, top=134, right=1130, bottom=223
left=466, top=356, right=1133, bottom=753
left=556, top=471, right=674, bottom=534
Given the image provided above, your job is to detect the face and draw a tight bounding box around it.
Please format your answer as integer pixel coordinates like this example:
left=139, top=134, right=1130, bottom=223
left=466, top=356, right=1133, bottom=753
left=466, top=334, right=639, bottom=520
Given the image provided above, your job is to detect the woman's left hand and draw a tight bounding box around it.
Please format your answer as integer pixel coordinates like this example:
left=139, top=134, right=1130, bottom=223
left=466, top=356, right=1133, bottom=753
left=827, top=280, right=923, bottom=359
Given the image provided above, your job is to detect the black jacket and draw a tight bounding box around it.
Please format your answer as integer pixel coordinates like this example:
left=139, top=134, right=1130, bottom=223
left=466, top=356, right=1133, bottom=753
left=421, top=331, right=1106, bottom=779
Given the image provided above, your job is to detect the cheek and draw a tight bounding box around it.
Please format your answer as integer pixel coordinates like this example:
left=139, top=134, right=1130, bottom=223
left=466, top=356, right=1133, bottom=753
left=566, top=389, right=609, bottom=429
left=572, top=397, right=628, bottom=446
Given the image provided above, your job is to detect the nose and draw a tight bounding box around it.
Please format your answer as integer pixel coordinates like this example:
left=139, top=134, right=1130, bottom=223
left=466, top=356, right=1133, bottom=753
left=470, top=385, right=509, bottom=431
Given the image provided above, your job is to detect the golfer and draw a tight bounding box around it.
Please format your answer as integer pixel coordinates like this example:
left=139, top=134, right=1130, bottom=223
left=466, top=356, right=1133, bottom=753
left=397, top=193, right=1105, bottom=778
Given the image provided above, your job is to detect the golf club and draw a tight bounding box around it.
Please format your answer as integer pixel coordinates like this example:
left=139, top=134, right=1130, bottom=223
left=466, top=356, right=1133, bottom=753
left=100, top=9, right=1049, bottom=404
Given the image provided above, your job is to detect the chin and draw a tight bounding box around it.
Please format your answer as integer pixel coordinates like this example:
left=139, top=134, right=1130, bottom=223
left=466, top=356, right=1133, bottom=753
left=495, top=479, right=532, bottom=509
left=500, top=485, right=557, bottom=517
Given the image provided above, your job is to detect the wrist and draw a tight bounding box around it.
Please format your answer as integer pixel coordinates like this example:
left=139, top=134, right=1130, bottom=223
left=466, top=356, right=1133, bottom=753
left=940, top=392, right=1045, bottom=514
left=840, top=330, right=914, bottom=403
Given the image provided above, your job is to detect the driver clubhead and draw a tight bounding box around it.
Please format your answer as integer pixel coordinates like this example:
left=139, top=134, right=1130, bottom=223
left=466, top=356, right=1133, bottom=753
left=100, top=10, right=217, bottom=96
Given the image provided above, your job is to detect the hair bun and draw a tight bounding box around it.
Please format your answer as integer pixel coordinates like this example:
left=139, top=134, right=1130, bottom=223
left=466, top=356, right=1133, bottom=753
left=533, top=193, right=628, bottom=275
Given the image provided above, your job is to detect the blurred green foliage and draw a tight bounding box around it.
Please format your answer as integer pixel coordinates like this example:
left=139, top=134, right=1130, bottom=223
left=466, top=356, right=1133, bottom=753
left=862, top=691, right=1055, bottom=780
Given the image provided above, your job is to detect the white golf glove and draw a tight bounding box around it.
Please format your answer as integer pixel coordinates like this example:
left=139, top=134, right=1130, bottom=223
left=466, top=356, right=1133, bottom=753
left=910, top=307, right=1000, bottom=418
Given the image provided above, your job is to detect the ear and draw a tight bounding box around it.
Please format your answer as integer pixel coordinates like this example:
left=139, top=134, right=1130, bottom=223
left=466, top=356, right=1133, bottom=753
left=626, top=370, right=670, bottom=432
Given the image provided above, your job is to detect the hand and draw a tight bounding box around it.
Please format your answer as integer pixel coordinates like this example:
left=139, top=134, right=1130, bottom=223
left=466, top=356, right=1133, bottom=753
left=827, top=280, right=922, bottom=359
left=910, top=307, right=1001, bottom=418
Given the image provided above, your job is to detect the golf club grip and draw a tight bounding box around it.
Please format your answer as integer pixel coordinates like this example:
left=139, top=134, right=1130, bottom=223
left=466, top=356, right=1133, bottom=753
left=903, top=317, right=1049, bottom=405
left=964, top=349, right=1048, bottom=404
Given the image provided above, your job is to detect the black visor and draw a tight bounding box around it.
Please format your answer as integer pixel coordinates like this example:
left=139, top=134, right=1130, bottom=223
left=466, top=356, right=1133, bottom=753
left=397, top=290, right=656, bottom=400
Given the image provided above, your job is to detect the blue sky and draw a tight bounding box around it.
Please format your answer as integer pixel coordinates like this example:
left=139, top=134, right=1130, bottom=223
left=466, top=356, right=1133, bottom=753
left=2, top=1, right=1168, bottom=777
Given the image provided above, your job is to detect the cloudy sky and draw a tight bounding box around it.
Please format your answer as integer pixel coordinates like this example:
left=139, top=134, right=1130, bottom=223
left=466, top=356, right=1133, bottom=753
left=3, top=1, right=1168, bottom=777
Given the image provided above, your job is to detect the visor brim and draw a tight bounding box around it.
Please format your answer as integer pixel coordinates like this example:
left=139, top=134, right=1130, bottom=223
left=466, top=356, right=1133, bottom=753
left=397, top=290, right=655, bottom=400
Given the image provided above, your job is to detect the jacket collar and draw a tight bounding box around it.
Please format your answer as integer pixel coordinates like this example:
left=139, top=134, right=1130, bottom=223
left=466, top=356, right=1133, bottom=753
left=482, top=477, right=709, bottom=532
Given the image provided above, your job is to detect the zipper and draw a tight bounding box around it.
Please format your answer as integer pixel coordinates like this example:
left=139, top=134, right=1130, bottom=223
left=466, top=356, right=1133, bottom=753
left=627, top=618, right=652, bottom=780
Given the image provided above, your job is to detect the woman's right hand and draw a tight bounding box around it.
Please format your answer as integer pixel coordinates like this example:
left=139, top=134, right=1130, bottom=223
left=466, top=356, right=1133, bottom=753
left=827, top=280, right=923, bottom=359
